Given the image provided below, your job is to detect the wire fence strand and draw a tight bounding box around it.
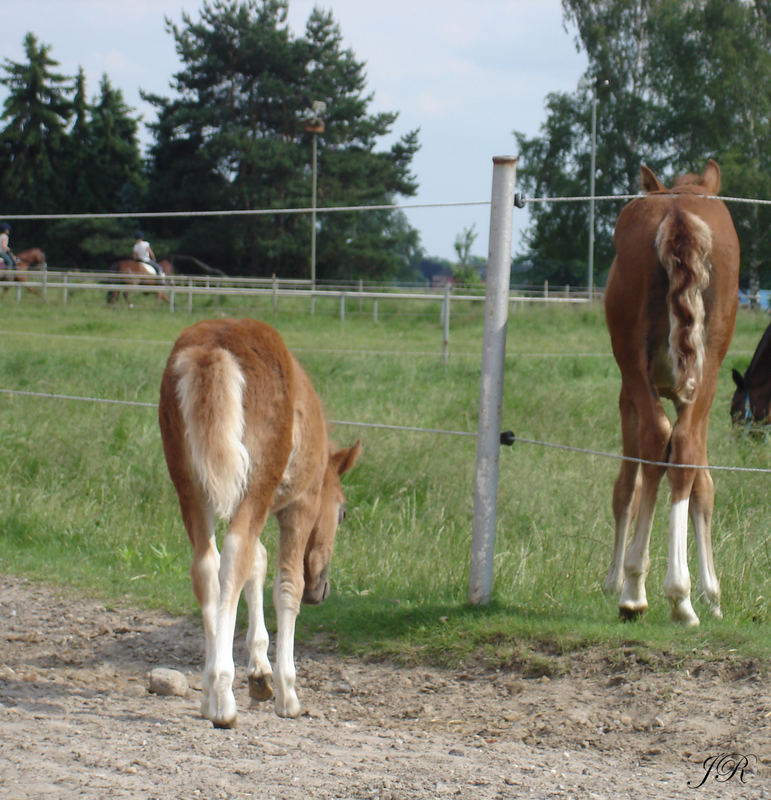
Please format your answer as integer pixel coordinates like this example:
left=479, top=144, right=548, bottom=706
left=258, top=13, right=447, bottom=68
left=2, top=188, right=770, bottom=225
left=2, top=387, right=768, bottom=475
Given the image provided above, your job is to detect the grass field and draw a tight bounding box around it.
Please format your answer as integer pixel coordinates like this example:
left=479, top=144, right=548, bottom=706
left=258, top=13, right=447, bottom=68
left=1, top=289, right=769, bottom=670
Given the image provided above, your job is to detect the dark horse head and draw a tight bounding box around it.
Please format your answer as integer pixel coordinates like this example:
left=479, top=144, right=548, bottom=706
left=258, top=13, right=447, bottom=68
left=731, top=320, right=771, bottom=430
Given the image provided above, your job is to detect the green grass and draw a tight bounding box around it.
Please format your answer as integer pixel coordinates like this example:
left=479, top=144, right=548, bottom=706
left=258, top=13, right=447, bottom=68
left=0, top=291, right=768, bottom=673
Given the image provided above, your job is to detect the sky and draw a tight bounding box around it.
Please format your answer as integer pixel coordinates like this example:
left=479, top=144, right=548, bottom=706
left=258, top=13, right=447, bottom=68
left=2, top=0, right=587, bottom=262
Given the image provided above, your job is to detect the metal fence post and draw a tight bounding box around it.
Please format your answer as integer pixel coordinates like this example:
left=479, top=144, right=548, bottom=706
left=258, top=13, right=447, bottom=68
left=469, top=155, right=518, bottom=605
left=442, top=282, right=451, bottom=364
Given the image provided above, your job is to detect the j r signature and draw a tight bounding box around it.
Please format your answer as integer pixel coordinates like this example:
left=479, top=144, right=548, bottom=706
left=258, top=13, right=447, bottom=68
left=688, top=753, right=758, bottom=789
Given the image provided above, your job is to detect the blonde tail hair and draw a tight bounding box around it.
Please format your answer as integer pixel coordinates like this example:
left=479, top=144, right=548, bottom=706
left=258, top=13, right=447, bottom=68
left=173, top=346, right=250, bottom=518
left=655, top=207, right=713, bottom=402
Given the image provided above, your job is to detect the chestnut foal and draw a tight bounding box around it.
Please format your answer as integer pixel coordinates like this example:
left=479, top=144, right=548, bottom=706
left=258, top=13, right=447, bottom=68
left=604, top=160, right=739, bottom=626
left=159, top=318, right=360, bottom=725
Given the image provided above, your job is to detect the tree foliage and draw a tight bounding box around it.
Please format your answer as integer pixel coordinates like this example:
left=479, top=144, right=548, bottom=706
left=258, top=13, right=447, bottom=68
left=515, top=0, right=771, bottom=290
left=0, top=35, right=144, bottom=267
left=0, top=1, right=422, bottom=277
left=0, top=33, right=72, bottom=215
left=144, top=0, right=421, bottom=279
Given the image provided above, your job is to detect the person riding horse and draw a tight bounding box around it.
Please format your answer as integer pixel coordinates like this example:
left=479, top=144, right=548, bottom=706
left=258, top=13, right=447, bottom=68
left=132, top=231, right=164, bottom=276
left=1, top=223, right=17, bottom=269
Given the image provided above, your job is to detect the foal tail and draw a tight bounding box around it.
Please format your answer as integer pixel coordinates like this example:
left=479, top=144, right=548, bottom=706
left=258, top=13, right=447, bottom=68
left=655, top=206, right=713, bottom=402
left=173, top=346, right=250, bottom=518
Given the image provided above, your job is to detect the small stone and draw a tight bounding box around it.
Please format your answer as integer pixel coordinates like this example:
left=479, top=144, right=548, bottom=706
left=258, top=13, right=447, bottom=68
left=147, top=668, right=188, bottom=697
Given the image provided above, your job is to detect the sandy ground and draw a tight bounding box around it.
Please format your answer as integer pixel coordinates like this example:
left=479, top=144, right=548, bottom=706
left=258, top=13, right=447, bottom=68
left=0, top=574, right=768, bottom=799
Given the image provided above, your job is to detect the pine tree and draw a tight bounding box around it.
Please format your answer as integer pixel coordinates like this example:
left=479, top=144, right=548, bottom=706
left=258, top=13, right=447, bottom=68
left=0, top=32, right=72, bottom=220
left=88, top=75, right=145, bottom=213
left=144, top=0, right=420, bottom=278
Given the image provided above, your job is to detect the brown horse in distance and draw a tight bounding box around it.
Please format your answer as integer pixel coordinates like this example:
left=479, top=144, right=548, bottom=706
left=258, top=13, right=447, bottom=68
left=159, top=318, right=361, bottom=725
left=106, top=258, right=173, bottom=305
left=1, top=247, right=46, bottom=297
left=604, top=160, right=739, bottom=626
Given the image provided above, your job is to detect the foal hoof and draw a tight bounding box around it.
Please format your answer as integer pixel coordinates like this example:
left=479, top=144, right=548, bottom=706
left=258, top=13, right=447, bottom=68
left=618, top=605, right=646, bottom=622
left=274, top=691, right=304, bottom=719
left=212, top=715, right=237, bottom=729
left=248, top=673, right=274, bottom=703
left=670, top=598, right=700, bottom=627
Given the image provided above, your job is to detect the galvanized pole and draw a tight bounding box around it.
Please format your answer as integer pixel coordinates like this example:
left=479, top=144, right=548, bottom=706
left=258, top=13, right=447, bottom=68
left=305, top=103, right=325, bottom=302
left=442, top=281, right=450, bottom=365
left=588, top=88, right=597, bottom=301
left=311, top=131, right=318, bottom=292
left=587, top=78, right=608, bottom=302
left=469, top=155, right=518, bottom=605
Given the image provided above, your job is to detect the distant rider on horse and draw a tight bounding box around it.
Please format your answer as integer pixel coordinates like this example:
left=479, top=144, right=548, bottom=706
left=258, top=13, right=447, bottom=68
left=132, top=231, right=163, bottom=276
left=1, top=223, right=17, bottom=269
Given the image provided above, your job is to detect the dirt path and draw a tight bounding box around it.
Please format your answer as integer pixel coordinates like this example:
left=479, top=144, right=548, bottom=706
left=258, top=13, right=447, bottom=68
left=1, top=575, right=768, bottom=799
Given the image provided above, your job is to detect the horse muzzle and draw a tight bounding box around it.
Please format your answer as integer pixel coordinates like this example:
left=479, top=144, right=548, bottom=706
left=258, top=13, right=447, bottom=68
left=302, top=579, right=329, bottom=605
left=302, top=566, right=330, bottom=605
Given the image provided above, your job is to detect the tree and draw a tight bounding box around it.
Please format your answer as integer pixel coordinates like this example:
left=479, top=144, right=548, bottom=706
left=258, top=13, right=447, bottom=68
left=144, top=0, right=421, bottom=278
left=64, top=68, right=93, bottom=211
left=0, top=32, right=72, bottom=234
left=514, top=0, right=771, bottom=289
left=452, top=224, right=484, bottom=286
left=453, top=224, right=477, bottom=268
left=0, top=38, right=146, bottom=267
left=87, top=76, right=145, bottom=213
left=50, top=73, right=147, bottom=269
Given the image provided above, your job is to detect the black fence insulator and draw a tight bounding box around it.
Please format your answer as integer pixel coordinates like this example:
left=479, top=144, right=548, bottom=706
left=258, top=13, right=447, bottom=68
left=514, top=193, right=526, bottom=209
left=499, top=430, right=516, bottom=446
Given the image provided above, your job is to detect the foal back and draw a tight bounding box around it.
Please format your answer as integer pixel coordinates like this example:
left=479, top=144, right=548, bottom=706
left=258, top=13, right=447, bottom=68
left=603, top=160, right=739, bottom=626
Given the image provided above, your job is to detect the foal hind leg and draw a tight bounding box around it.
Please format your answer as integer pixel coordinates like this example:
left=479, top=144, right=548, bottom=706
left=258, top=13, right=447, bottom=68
left=618, top=464, right=665, bottom=618
left=244, top=538, right=274, bottom=702
left=690, top=468, right=721, bottom=619
left=205, top=498, right=270, bottom=728
left=663, top=415, right=704, bottom=627
left=618, top=398, right=671, bottom=619
left=604, top=389, right=641, bottom=594
left=184, top=499, right=220, bottom=720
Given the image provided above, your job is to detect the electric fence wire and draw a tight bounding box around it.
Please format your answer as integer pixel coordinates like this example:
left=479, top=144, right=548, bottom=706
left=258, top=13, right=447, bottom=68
left=2, top=387, right=769, bottom=475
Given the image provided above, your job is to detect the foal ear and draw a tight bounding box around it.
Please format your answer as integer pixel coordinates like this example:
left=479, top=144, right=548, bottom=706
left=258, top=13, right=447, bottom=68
left=331, top=439, right=362, bottom=476
left=732, top=368, right=745, bottom=391
left=700, top=159, right=721, bottom=194
left=640, top=165, right=665, bottom=194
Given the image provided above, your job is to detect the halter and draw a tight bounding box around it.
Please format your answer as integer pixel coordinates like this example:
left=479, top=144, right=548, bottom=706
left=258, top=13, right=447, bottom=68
left=742, top=388, right=771, bottom=442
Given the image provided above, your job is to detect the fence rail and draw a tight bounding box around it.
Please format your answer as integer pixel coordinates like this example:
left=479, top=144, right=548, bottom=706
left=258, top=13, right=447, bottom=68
left=4, top=268, right=596, bottom=305
left=3, top=268, right=592, bottom=365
